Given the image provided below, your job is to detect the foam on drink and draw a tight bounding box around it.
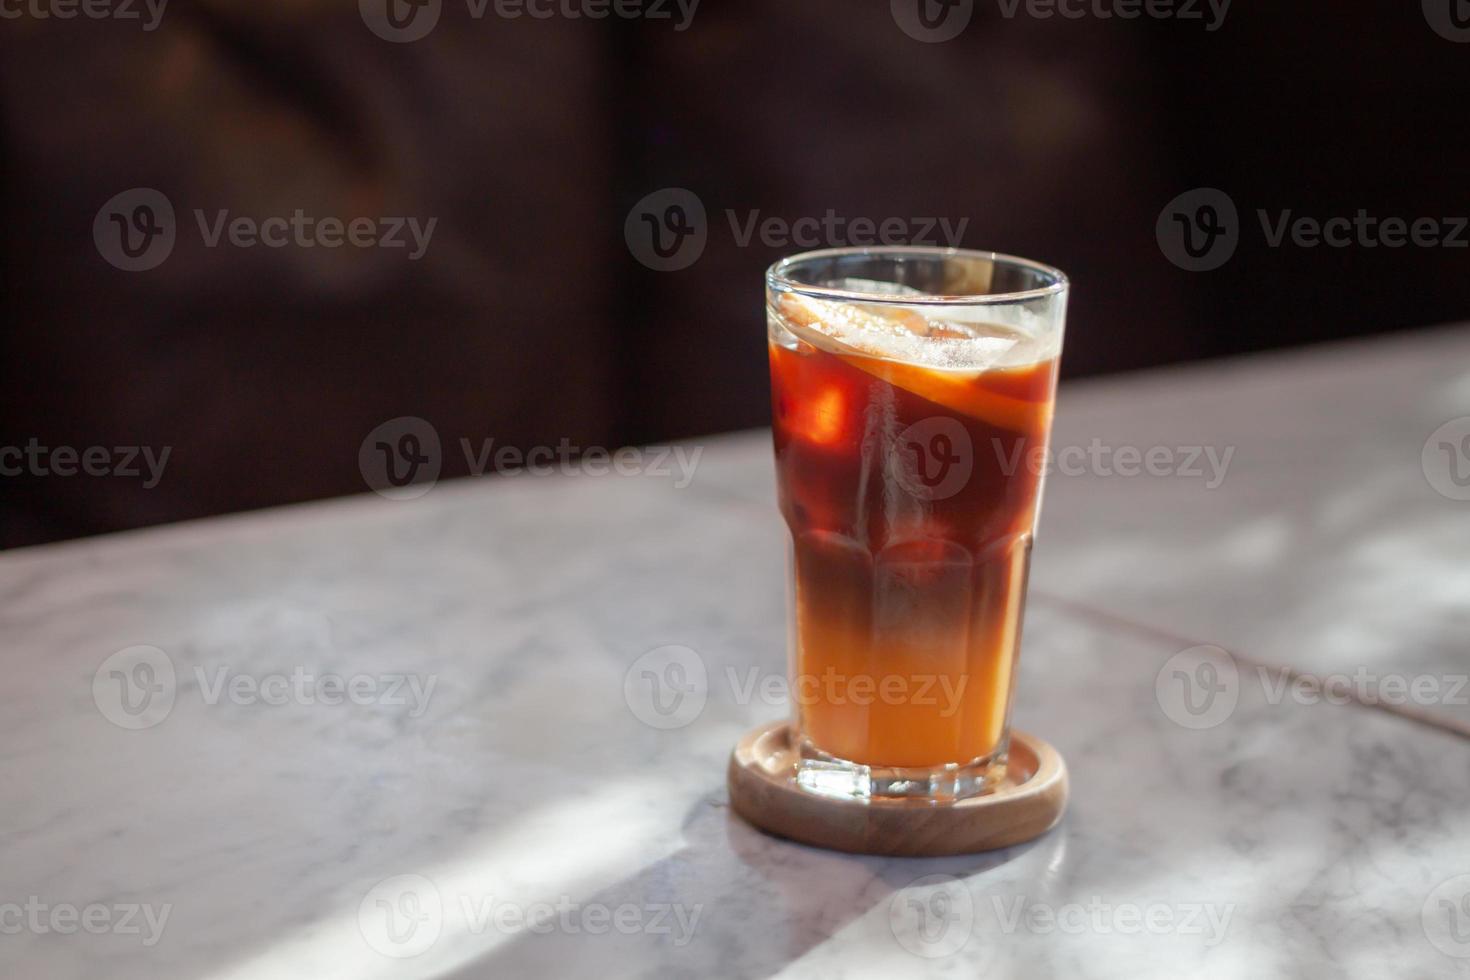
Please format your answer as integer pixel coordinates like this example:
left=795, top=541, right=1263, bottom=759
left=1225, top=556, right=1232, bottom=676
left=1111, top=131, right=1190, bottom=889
left=772, top=281, right=1060, bottom=373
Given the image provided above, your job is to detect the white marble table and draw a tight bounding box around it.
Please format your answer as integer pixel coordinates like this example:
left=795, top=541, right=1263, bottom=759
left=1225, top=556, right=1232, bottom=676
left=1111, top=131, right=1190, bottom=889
left=5, top=325, right=1470, bottom=979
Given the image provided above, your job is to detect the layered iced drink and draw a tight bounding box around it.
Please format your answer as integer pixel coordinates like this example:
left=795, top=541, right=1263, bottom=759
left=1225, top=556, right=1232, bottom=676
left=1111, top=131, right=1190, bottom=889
left=766, top=248, right=1067, bottom=800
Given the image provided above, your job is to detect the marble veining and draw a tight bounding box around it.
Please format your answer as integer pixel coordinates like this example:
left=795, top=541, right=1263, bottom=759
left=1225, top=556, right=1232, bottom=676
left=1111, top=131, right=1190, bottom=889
left=3, top=327, right=1470, bottom=978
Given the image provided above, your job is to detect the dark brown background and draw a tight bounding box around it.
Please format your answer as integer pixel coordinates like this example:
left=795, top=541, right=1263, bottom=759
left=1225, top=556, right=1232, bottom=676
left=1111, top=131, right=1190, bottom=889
left=3, top=0, right=1469, bottom=547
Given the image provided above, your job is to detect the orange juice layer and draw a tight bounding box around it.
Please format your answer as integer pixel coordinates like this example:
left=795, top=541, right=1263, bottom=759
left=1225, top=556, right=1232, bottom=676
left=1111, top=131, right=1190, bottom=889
left=771, top=334, right=1056, bottom=768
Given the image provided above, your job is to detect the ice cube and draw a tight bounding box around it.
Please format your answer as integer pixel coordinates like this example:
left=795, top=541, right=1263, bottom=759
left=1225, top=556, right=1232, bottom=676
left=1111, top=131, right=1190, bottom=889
left=774, top=292, right=1022, bottom=373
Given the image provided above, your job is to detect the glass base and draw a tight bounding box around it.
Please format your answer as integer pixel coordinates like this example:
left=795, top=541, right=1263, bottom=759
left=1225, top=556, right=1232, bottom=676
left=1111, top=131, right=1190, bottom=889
left=793, top=733, right=1010, bottom=803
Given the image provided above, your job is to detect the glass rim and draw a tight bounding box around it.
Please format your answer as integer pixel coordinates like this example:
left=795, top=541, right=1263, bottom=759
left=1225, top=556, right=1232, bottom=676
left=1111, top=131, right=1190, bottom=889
left=765, top=246, right=1069, bottom=307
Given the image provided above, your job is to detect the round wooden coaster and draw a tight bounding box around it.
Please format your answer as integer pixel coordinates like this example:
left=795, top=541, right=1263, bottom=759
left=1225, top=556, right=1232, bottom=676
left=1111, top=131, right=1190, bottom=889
left=727, top=722, right=1068, bottom=856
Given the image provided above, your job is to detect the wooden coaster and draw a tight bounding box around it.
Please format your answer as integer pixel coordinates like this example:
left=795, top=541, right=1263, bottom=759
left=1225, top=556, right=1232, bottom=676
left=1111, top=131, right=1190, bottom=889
left=727, top=722, right=1068, bottom=856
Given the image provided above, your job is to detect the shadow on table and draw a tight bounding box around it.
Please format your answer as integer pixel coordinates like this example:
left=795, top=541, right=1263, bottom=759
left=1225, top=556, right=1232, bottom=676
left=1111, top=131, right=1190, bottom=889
left=432, top=791, right=1053, bottom=979
left=433, top=595, right=1467, bottom=979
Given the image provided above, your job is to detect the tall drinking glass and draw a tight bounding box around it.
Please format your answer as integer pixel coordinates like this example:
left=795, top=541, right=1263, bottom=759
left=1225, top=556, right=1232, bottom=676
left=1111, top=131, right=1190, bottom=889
left=766, top=247, right=1068, bottom=801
